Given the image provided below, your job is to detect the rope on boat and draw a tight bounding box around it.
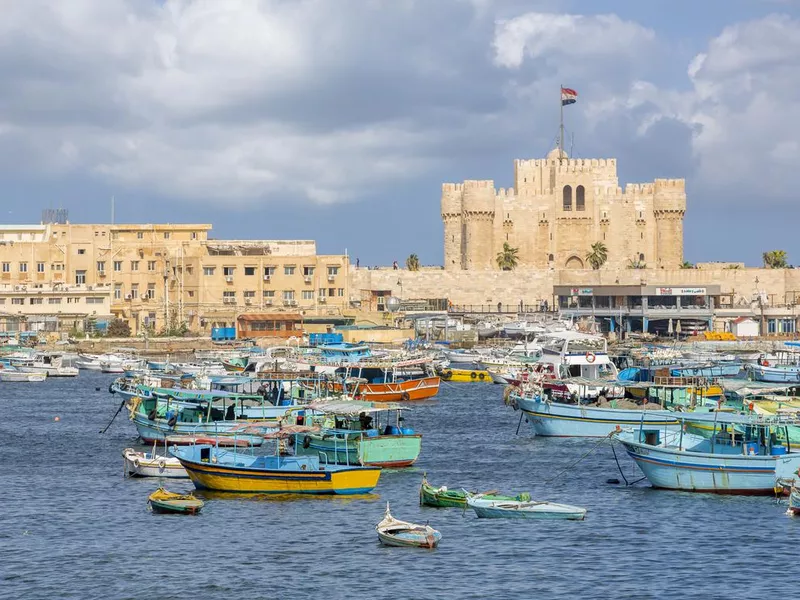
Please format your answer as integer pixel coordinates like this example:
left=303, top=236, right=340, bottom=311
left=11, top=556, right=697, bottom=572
left=100, top=400, right=126, bottom=434
left=610, top=441, right=646, bottom=487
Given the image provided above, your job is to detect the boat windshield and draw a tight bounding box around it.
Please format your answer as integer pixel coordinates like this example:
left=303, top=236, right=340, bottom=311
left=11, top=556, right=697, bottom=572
left=566, top=338, right=606, bottom=354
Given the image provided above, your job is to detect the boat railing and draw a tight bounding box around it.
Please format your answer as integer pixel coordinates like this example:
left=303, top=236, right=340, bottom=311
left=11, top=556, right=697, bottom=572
left=653, top=375, right=718, bottom=388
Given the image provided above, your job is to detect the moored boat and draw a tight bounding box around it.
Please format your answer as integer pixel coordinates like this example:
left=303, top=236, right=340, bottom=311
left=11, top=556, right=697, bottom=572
left=615, top=412, right=800, bottom=494
left=438, top=368, right=491, bottom=383
left=171, top=427, right=382, bottom=495
left=419, top=473, right=531, bottom=508
left=0, top=368, right=47, bottom=382
left=466, top=494, right=587, bottom=520
left=123, top=447, right=188, bottom=478
left=148, top=487, right=204, bottom=514
left=789, top=486, right=800, bottom=516
left=376, top=502, right=441, bottom=548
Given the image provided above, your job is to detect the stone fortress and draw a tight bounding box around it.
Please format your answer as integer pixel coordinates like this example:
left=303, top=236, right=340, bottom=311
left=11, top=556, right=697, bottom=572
left=441, top=149, right=686, bottom=271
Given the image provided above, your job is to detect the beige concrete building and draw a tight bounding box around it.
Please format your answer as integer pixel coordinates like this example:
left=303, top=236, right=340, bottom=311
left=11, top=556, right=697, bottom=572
left=441, top=149, right=686, bottom=271
left=0, top=222, right=350, bottom=335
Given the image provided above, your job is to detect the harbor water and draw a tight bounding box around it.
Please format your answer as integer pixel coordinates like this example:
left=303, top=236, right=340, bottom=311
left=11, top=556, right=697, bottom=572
left=2, top=373, right=799, bottom=599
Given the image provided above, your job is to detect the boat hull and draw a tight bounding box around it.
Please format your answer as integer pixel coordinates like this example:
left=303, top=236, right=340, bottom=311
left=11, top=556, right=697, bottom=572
left=439, top=369, right=491, bottom=383
left=618, top=438, right=800, bottom=495
left=131, top=413, right=268, bottom=447
left=0, top=371, right=47, bottom=382
left=123, top=450, right=188, bottom=478
left=467, top=498, right=586, bottom=520
left=517, top=396, right=680, bottom=438
left=353, top=377, right=441, bottom=402
left=377, top=529, right=441, bottom=548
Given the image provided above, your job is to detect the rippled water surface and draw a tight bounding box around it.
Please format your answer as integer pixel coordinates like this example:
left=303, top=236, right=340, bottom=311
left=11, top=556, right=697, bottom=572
left=2, top=373, right=799, bottom=599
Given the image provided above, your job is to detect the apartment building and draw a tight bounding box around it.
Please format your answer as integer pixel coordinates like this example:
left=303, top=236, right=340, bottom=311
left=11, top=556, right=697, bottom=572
left=0, top=222, right=350, bottom=335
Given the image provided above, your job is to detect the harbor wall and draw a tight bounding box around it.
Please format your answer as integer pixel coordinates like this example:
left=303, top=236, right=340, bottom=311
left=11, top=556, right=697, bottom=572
left=351, top=267, right=800, bottom=308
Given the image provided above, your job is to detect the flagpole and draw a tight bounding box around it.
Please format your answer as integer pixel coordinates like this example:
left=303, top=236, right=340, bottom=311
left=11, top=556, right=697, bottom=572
left=559, top=84, right=564, bottom=159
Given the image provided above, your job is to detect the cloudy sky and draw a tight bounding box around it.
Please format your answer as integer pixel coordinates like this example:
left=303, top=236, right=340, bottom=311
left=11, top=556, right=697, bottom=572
left=1, top=0, right=799, bottom=266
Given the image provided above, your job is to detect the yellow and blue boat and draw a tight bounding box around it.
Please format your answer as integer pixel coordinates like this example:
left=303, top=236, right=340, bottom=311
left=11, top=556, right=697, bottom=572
left=171, top=440, right=381, bottom=495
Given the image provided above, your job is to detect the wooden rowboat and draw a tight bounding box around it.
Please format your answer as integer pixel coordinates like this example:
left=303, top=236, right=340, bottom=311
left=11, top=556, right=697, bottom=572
left=376, top=502, right=441, bottom=549
left=148, top=487, right=204, bottom=515
left=419, top=473, right=530, bottom=508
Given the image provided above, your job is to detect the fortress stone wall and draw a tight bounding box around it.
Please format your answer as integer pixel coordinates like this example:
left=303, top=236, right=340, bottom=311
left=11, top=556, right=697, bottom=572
left=441, top=149, right=686, bottom=271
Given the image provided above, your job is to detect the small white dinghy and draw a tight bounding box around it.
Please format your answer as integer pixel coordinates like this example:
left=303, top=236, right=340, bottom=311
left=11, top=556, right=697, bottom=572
left=123, top=447, right=188, bottom=478
left=466, top=494, right=587, bottom=520
left=376, top=502, right=441, bottom=549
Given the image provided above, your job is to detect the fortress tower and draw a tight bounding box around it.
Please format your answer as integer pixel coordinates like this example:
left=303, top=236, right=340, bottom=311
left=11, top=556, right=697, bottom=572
left=441, top=151, right=686, bottom=271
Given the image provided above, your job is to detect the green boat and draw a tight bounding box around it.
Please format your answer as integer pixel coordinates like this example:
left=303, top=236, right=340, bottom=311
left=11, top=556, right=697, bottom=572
left=419, top=474, right=531, bottom=508
left=148, top=487, right=204, bottom=515
left=293, top=400, right=422, bottom=468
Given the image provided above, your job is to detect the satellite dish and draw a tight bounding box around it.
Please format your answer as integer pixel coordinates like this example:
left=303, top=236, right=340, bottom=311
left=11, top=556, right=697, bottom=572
left=386, top=296, right=401, bottom=313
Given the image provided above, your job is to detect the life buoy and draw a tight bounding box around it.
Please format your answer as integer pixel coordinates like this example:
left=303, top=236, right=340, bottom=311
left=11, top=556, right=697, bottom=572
left=442, top=370, right=452, bottom=380
left=303, top=435, right=311, bottom=449
left=167, top=415, right=178, bottom=428
left=158, top=459, right=166, bottom=470
left=763, top=360, right=771, bottom=367
left=478, top=372, right=485, bottom=380
left=132, top=458, right=140, bottom=469
left=108, top=383, right=115, bottom=394
left=400, top=392, right=411, bottom=402
left=470, top=371, right=477, bottom=380
left=585, top=352, right=596, bottom=363
left=147, top=409, right=158, bottom=421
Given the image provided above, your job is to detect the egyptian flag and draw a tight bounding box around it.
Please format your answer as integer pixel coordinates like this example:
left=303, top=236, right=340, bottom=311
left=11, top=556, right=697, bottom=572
left=561, top=87, right=578, bottom=106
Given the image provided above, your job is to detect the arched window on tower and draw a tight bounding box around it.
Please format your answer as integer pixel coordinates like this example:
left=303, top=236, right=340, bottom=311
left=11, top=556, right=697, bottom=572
left=563, top=185, right=572, bottom=211
left=576, top=185, right=585, bottom=211
left=548, top=254, right=554, bottom=263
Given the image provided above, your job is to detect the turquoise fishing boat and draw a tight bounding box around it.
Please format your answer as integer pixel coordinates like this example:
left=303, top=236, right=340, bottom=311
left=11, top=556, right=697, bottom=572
left=292, top=400, right=421, bottom=467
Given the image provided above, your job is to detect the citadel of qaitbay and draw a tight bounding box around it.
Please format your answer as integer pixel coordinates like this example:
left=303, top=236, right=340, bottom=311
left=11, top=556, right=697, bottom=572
left=441, top=148, right=686, bottom=272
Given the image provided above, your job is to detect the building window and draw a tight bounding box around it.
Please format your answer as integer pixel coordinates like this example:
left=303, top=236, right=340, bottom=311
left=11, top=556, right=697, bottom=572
left=548, top=254, right=554, bottom=262
left=147, top=261, right=156, bottom=271
left=223, top=291, right=236, bottom=300
left=303, top=266, right=315, bottom=276
left=327, top=266, right=339, bottom=276
left=48, top=297, right=62, bottom=305
left=12, top=297, right=24, bottom=305
left=113, top=261, right=122, bottom=272
left=562, top=185, right=572, bottom=211
left=52, top=263, right=64, bottom=271
left=37, top=262, right=45, bottom=273
left=1, top=262, right=9, bottom=273
left=147, top=283, right=155, bottom=299
left=337, top=288, right=344, bottom=297
left=223, top=266, right=235, bottom=277
left=19, top=262, right=28, bottom=273
left=96, top=261, right=105, bottom=272
left=639, top=253, right=645, bottom=262
left=768, top=319, right=777, bottom=334
left=77, top=248, right=86, bottom=255
left=244, top=290, right=256, bottom=298
left=302, top=290, right=314, bottom=300
left=244, top=266, right=256, bottom=276
left=187, top=290, right=194, bottom=297
left=283, top=290, right=295, bottom=301
left=263, top=290, right=275, bottom=297
left=86, top=297, right=104, bottom=305
left=264, top=267, right=276, bottom=277
left=114, top=284, right=122, bottom=300
left=75, top=270, right=86, bottom=285
left=203, top=266, right=215, bottom=276
left=137, top=232, right=144, bottom=239
left=186, top=266, right=193, bottom=275
left=164, top=232, right=170, bottom=239
left=328, top=287, right=335, bottom=297
left=130, top=284, right=139, bottom=299
left=284, top=266, right=296, bottom=276
left=29, top=297, right=43, bottom=305
left=576, top=185, right=585, bottom=211
left=191, top=232, right=197, bottom=240
left=131, top=261, right=139, bottom=271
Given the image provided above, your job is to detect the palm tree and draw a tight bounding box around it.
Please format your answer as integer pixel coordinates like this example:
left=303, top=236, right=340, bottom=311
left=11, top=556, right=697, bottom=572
left=627, top=258, right=647, bottom=269
left=763, top=250, right=788, bottom=269
left=496, top=243, right=519, bottom=271
left=405, top=254, right=420, bottom=271
left=681, top=261, right=694, bottom=269
left=585, top=242, right=608, bottom=270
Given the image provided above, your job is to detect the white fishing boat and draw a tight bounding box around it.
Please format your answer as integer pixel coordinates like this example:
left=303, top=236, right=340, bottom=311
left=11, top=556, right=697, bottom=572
left=0, top=368, right=47, bottom=382
left=466, top=494, right=587, bottom=520
left=13, top=352, right=78, bottom=377
left=122, top=447, right=188, bottom=478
